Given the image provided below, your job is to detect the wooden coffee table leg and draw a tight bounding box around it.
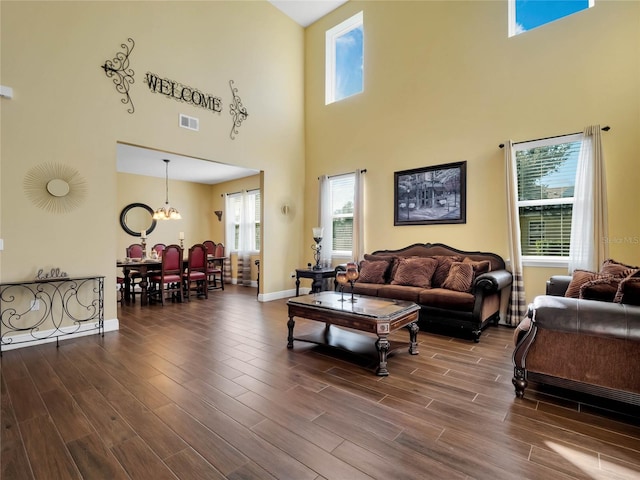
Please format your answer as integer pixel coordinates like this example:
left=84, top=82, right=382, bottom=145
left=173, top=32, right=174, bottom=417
left=287, top=316, right=295, bottom=349
left=408, top=322, right=419, bottom=355
left=375, top=336, right=390, bottom=376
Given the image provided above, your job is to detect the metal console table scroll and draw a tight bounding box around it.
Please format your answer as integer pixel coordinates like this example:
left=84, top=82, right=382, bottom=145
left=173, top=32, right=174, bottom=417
left=0, top=276, right=104, bottom=355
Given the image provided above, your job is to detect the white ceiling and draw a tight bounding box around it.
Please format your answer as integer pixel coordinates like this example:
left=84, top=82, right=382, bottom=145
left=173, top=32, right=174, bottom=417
left=116, top=144, right=259, bottom=185
left=269, top=0, right=348, bottom=27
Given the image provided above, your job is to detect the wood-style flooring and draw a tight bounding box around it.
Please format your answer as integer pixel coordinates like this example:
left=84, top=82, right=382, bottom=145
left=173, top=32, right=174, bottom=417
left=2, top=285, right=639, bottom=479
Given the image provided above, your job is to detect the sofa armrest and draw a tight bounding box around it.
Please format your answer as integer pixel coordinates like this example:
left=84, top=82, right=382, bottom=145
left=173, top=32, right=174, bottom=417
left=473, top=269, right=512, bottom=293
left=546, top=275, right=572, bottom=296
left=531, top=295, right=640, bottom=341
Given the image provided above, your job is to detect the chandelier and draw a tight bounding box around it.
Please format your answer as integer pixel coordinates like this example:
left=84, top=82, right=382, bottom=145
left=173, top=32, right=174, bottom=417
left=153, top=159, right=182, bottom=220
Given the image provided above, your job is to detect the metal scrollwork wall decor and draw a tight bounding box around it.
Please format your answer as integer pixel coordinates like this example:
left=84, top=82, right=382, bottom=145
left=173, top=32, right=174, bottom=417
left=101, top=38, right=136, bottom=114
left=229, top=80, right=248, bottom=140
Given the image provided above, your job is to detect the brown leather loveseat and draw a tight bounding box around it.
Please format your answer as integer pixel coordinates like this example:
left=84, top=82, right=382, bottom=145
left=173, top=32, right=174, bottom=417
left=513, top=271, right=640, bottom=407
left=337, top=243, right=513, bottom=342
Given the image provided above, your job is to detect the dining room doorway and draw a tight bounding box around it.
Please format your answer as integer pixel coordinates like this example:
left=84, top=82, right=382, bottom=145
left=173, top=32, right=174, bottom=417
left=116, top=142, right=263, bottom=293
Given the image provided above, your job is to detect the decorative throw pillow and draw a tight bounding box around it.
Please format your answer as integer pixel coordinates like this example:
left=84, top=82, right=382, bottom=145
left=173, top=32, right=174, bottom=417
left=390, top=257, right=438, bottom=288
left=357, top=260, right=389, bottom=284
left=462, top=257, right=491, bottom=276
left=363, top=254, right=394, bottom=282
left=431, top=255, right=463, bottom=288
left=600, top=258, right=640, bottom=278
left=442, top=262, right=474, bottom=292
left=614, top=276, right=640, bottom=305
left=579, top=277, right=619, bottom=302
left=565, top=270, right=611, bottom=298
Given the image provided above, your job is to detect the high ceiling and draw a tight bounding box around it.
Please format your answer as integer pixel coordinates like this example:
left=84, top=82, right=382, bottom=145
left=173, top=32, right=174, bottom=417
left=268, top=0, right=348, bottom=27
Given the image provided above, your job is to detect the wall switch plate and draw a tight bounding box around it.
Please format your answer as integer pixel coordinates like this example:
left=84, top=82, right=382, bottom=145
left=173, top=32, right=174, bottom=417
left=0, top=239, right=3, bottom=250
left=30, top=299, right=40, bottom=311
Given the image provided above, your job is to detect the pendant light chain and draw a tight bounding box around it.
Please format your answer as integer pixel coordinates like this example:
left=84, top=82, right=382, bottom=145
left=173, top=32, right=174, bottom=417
left=153, top=159, right=182, bottom=220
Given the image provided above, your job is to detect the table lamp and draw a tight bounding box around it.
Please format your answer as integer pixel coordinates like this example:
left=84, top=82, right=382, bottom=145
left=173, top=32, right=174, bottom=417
left=311, top=227, right=323, bottom=270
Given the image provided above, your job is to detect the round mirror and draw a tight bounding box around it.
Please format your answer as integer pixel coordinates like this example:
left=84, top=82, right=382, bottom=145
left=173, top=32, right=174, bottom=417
left=119, top=203, right=157, bottom=237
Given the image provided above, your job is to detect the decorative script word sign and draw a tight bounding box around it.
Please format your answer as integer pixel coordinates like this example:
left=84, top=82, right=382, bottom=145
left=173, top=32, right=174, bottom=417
left=35, top=267, right=69, bottom=281
left=144, top=72, right=222, bottom=113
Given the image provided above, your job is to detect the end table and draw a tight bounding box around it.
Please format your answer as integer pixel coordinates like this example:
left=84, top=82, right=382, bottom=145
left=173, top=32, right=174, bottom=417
left=295, top=267, right=336, bottom=296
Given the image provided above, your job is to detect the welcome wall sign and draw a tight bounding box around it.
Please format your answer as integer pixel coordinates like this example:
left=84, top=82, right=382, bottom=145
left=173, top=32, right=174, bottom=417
left=101, top=38, right=248, bottom=138
left=144, top=72, right=222, bottom=113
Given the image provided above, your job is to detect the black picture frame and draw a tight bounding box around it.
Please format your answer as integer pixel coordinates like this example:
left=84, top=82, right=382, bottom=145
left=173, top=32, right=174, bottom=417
left=394, top=161, right=467, bottom=226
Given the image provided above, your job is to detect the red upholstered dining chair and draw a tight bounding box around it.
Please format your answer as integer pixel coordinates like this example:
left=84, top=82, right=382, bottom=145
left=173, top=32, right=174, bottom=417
left=206, top=243, right=224, bottom=290
left=116, top=277, right=126, bottom=304
left=125, top=243, right=145, bottom=302
left=152, top=243, right=166, bottom=259
left=203, top=240, right=216, bottom=256
left=148, top=244, right=183, bottom=306
left=183, top=243, right=208, bottom=301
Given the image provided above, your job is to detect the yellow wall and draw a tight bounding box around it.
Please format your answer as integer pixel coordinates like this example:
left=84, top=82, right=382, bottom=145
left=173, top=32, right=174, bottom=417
left=0, top=1, right=305, bottom=320
left=2, top=0, right=639, bottom=321
left=304, top=0, right=640, bottom=302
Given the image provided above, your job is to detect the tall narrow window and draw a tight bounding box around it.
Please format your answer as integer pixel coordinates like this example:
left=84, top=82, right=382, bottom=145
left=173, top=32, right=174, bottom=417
left=330, top=174, right=355, bottom=256
left=514, top=134, right=582, bottom=263
left=226, top=190, right=261, bottom=252
left=509, top=0, right=593, bottom=37
left=325, top=11, right=363, bottom=105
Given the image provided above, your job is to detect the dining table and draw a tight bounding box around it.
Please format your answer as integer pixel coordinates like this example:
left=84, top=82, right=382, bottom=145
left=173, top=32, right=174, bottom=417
left=116, top=259, right=161, bottom=306
left=117, top=255, right=227, bottom=306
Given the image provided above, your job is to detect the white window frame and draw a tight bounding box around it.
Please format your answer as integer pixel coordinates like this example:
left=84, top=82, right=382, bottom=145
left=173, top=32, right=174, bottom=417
left=325, top=11, right=363, bottom=105
left=508, top=0, right=594, bottom=38
left=330, top=173, right=355, bottom=258
left=514, top=134, right=582, bottom=267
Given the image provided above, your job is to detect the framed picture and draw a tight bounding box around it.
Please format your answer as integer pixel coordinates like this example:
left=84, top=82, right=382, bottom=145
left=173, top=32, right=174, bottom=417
left=394, top=161, right=467, bottom=226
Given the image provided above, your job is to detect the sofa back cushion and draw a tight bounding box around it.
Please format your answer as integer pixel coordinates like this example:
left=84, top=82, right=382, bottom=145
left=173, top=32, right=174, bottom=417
left=390, top=257, right=438, bottom=288
left=369, top=243, right=506, bottom=271
left=462, top=257, right=491, bottom=276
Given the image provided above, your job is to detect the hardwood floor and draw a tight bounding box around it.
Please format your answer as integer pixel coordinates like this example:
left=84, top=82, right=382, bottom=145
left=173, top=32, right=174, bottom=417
left=2, top=285, right=639, bottom=479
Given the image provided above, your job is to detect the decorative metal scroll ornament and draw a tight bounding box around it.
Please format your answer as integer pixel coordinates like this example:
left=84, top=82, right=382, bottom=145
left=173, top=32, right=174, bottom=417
left=229, top=80, right=248, bottom=140
left=100, top=38, right=136, bottom=114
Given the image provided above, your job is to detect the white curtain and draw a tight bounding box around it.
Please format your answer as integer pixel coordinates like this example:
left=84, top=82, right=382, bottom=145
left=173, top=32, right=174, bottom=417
left=224, top=193, right=234, bottom=257
left=505, top=141, right=527, bottom=326
left=318, top=175, right=332, bottom=267
left=225, top=191, right=254, bottom=286
left=238, top=190, right=254, bottom=286
left=568, top=125, right=608, bottom=273
left=352, top=169, right=365, bottom=262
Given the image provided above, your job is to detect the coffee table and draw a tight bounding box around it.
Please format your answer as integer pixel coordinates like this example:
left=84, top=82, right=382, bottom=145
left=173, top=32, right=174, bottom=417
left=287, top=291, right=420, bottom=376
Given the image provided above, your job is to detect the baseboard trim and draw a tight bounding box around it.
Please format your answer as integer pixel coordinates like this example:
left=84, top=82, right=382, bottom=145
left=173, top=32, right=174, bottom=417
left=259, top=287, right=311, bottom=302
left=1, top=318, right=119, bottom=352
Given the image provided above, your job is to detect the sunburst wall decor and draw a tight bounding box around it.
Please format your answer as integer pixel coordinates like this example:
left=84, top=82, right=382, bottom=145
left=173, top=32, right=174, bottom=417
left=23, top=163, right=88, bottom=213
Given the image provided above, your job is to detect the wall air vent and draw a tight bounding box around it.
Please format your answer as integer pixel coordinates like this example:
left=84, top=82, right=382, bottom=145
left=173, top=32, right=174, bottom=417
left=179, top=114, right=199, bottom=131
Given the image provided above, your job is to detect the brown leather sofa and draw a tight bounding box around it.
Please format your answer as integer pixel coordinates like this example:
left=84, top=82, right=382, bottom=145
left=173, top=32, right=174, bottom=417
left=337, top=243, right=513, bottom=342
left=513, top=275, right=640, bottom=406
